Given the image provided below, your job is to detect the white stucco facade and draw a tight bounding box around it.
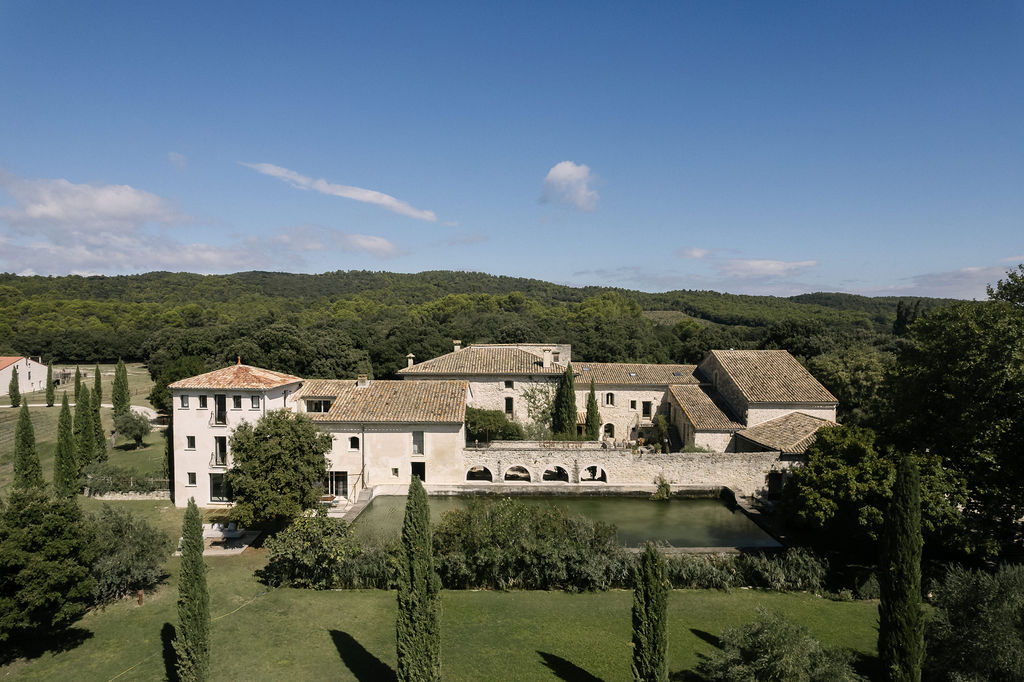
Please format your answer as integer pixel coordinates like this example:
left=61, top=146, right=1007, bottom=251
left=1, top=356, right=49, bottom=396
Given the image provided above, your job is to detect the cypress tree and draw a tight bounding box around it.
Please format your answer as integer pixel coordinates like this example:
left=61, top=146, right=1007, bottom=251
left=552, top=363, right=578, bottom=439
left=632, top=543, right=668, bottom=682
left=13, top=402, right=43, bottom=489
left=73, top=366, right=82, bottom=403
left=585, top=378, right=601, bottom=440
left=54, top=393, right=79, bottom=497
left=112, top=359, right=130, bottom=418
left=45, top=361, right=54, bottom=407
left=93, top=364, right=102, bottom=405
left=8, top=366, right=20, bottom=408
left=175, top=498, right=210, bottom=682
left=75, top=385, right=94, bottom=467
left=396, top=475, right=441, bottom=682
left=878, top=453, right=924, bottom=682
left=92, top=385, right=107, bottom=462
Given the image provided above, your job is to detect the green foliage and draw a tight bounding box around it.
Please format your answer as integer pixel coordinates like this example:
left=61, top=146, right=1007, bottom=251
left=12, top=402, right=43, bottom=490
left=987, top=262, right=1024, bottom=305
left=0, top=487, right=97, bottom=647
left=664, top=549, right=827, bottom=593
left=175, top=498, right=210, bottom=682
left=227, top=410, right=332, bottom=526
left=91, top=384, right=106, bottom=462
left=552, top=363, right=578, bottom=439
left=8, top=366, right=19, bottom=408
left=433, top=497, right=630, bottom=591
left=111, top=359, right=129, bottom=418
left=114, top=410, right=151, bottom=448
left=464, top=406, right=524, bottom=443
left=73, top=366, right=81, bottom=402
left=53, top=393, right=78, bottom=497
left=698, top=608, right=864, bottom=682
left=259, top=508, right=361, bottom=589
left=585, top=378, right=600, bottom=440
left=520, top=383, right=555, bottom=437
left=653, top=414, right=669, bottom=445
left=90, top=504, right=172, bottom=604
left=82, top=462, right=167, bottom=495
left=650, top=475, right=671, bottom=501
left=925, top=564, right=1024, bottom=681
left=149, top=355, right=206, bottom=413
left=396, top=476, right=441, bottom=682
left=73, top=385, right=94, bottom=469
left=92, top=364, right=102, bottom=404
left=45, top=361, right=54, bottom=407
left=631, top=544, right=667, bottom=682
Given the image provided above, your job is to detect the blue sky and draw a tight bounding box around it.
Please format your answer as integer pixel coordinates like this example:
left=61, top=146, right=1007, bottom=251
left=1, top=2, right=1021, bottom=298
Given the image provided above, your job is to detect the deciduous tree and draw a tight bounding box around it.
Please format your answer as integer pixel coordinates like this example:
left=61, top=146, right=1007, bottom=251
left=396, top=475, right=441, bottom=681
left=632, top=543, right=667, bottom=681
left=174, top=498, right=209, bottom=682
left=115, top=410, right=151, bottom=449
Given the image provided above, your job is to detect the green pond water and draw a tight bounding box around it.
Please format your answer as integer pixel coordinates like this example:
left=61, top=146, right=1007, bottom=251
left=352, top=495, right=781, bottom=549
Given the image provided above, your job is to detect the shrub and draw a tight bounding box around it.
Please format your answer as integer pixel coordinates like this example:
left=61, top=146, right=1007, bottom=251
left=698, top=608, right=865, bottom=681
left=258, top=509, right=362, bottom=589
left=464, top=406, right=524, bottom=443
left=650, top=476, right=671, bottom=501
left=90, top=504, right=172, bottom=603
left=925, top=564, right=1024, bottom=681
left=83, top=462, right=167, bottom=495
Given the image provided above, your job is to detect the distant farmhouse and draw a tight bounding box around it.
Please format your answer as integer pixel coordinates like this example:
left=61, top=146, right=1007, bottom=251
left=169, top=343, right=836, bottom=508
left=1, top=356, right=49, bottom=395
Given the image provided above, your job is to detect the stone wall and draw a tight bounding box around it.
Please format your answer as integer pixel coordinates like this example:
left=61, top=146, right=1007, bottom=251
left=461, top=441, right=797, bottom=497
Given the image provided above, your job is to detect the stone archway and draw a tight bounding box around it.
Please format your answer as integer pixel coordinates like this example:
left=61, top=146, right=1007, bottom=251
left=580, top=465, right=607, bottom=483
left=603, top=423, right=615, bottom=439
left=542, top=465, right=569, bottom=482
left=466, top=466, right=493, bottom=482
left=504, top=465, right=531, bottom=482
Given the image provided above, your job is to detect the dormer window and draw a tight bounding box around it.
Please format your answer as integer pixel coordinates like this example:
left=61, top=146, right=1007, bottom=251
left=306, top=399, right=332, bottom=413
left=552, top=352, right=560, bottom=363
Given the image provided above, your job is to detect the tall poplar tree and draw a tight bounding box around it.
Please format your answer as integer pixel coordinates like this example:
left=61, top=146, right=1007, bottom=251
left=93, top=364, right=102, bottom=404
left=878, top=453, right=924, bottom=682
left=632, top=543, right=668, bottom=682
left=74, top=385, right=94, bottom=467
left=54, top=393, right=78, bottom=497
left=73, top=366, right=82, bottom=402
left=8, top=366, right=20, bottom=408
left=175, top=498, right=210, bottom=682
left=552, top=363, right=578, bottom=439
left=112, top=359, right=130, bottom=418
left=91, top=385, right=107, bottom=462
left=396, top=475, right=441, bottom=682
left=585, top=378, right=601, bottom=440
left=13, top=402, right=43, bottom=489
left=45, top=361, right=54, bottom=407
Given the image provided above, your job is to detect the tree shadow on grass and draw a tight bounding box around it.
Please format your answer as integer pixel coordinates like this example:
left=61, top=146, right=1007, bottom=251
left=161, top=622, right=178, bottom=682
left=329, top=630, right=396, bottom=682
left=689, top=628, right=721, bottom=649
left=537, top=651, right=602, bottom=682
left=0, top=627, right=93, bottom=665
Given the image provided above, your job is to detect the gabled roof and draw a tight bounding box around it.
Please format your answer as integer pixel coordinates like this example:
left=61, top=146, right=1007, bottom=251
left=0, top=357, right=23, bottom=372
left=168, top=364, right=303, bottom=390
left=708, top=350, right=836, bottom=404
left=307, top=380, right=467, bottom=424
left=669, top=384, right=744, bottom=431
left=736, top=411, right=835, bottom=454
left=399, top=346, right=566, bottom=376
left=575, top=362, right=699, bottom=386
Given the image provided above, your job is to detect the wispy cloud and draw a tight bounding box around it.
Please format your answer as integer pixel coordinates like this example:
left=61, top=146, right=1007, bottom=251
left=168, top=152, right=187, bottom=170
left=676, top=247, right=711, bottom=259
left=858, top=265, right=1008, bottom=299
left=241, top=162, right=437, bottom=222
left=540, top=161, right=599, bottom=211
left=257, top=225, right=400, bottom=259
left=717, top=259, right=818, bottom=279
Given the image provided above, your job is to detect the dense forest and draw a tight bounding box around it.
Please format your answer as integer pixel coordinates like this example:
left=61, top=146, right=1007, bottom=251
left=0, top=269, right=950, bottom=421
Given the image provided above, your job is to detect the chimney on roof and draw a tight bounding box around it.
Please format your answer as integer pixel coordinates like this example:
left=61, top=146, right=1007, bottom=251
left=453, top=340, right=462, bottom=352
left=237, top=356, right=242, bottom=365
left=356, top=374, right=370, bottom=388
left=406, top=353, right=415, bottom=368
left=543, top=348, right=552, bottom=368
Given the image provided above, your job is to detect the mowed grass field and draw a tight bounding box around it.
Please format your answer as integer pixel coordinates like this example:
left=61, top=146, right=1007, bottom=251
left=1, top=508, right=881, bottom=681
left=0, top=363, right=161, bottom=493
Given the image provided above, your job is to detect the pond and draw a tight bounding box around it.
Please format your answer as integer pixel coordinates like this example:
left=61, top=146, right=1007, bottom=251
left=351, top=495, right=781, bottom=549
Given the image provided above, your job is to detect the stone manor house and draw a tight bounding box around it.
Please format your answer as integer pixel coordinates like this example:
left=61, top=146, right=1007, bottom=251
left=169, top=342, right=837, bottom=508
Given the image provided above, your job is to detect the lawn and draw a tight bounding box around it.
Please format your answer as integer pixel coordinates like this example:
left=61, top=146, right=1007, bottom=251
left=2, top=504, right=881, bottom=681
left=0, top=362, right=154, bottom=409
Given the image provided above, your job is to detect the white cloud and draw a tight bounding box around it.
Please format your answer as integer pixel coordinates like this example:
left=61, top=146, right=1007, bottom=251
left=168, top=152, right=187, bottom=170
left=241, top=162, right=437, bottom=222
left=540, top=161, right=599, bottom=211
left=677, top=247, right=710, bottom=259
left=858, top=265, right=1007, bottom=299
left=717, top=259, right=819, bottom=279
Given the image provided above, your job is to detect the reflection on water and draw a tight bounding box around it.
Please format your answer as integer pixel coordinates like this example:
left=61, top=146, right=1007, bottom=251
left=352, top=495, right=780, bottom=548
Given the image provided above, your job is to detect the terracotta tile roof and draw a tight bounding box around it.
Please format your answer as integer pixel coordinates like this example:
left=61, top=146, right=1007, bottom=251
left=736, top=411, right=835, bottom=454
left=575, top=362, right=699, bottom=386
left=292, top=379, right=349, bottom=398
left=398, top=346, right=566, bottom=376
left=306, top=380, right=468, bottom=424
left=0, top=357, right=23, bottom=372
left=168, top=364, right=303, bottom=390
left=709, top=350, right=836, bottom=404
left=669, top=384, right=744, bottom=431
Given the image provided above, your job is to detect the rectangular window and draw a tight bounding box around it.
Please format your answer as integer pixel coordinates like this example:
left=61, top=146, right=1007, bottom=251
left=198, top=395, right=208, bottom=409
left=504, top=380, right=514, bottom=389
left=232, top=395, right=242, bottom=409
left=214, top=394, right=227, bottom=425
left=412, top=430, right=424, bottom=455
left=642, top=401, right=652, bottom=418
left=250, top=395, right=260, bottom=409
left=392, top=467, right=399, bottom=478
left=325, top=471, right=348, bottom=497
left=214, top=436, right=227, bottom=467
left=187, top=472, right=196, bottom=486
left=605, top=393, right=615, bottom=406
left=306, top=399, right=332, bottom=413
left=505, top=397, right=514, bottom=415
left=630, top=400, right=637, bottom=410
left=552, top=352, right=560, bottom=362
left=209, top=473, right=231, bottom=502
left=180, top=394, right=189, bottom=408
left=186, top=435, right=196, bottom=449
